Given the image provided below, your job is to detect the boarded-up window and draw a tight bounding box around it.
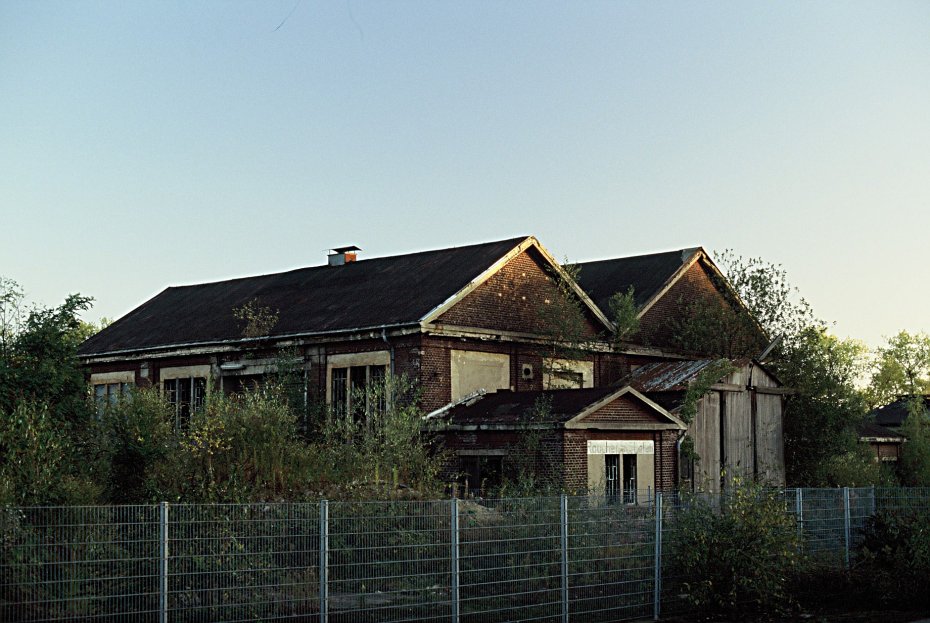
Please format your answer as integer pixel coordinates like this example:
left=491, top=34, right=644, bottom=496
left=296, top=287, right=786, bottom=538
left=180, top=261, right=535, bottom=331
left=450, top=350, right=510, bottom=401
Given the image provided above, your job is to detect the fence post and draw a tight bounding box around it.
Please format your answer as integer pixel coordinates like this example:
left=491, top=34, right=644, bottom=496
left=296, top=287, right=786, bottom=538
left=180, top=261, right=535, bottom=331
left=870, top=485, right=876, bottom=516
left=158, top=502, right=168, bottom=623
left=653, top=492, right=663, bottom=622
left=451, top=498, right=460, bottom=623
left=795, top=488, right=804, bottom=549
left=560, top=494, right=569, bottom=623
left=320, top=500, right=328, bottom=623
left=843, top=487, right=851, bottom=568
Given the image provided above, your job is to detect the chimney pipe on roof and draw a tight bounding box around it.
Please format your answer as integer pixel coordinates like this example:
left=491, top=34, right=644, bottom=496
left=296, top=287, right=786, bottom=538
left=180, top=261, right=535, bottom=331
left=328, top=245, right=361, bottom=266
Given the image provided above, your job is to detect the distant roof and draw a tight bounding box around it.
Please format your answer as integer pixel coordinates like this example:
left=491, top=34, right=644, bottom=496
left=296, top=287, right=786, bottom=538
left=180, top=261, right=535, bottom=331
left=444, top=387, right=618, bottom=425
left=79, top=237, right=528, bottom=356
left=869, top=395, right=930, bottom=428
left=858, top=421, right=906, bottom=442
left=575, top=248, right=700, bottom=312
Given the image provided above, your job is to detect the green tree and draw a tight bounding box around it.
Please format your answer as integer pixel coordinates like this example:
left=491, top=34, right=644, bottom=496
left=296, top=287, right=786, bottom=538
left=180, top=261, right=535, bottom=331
left=779, top=328, right=875, bottom=485
left=536, top=262, right=592, bottom=387
left=607, top=286, right=639, bottom=347
left=0, top=401, right=101, bottom=505
left=898, top=395, right=930, bottom=486
left=670, top=482, right=802, bottom=616
left=867, top=330, right=930, bottom=408
left=674, top=256, right=876, bottom=485
left=0, top=282, right=95, bottom=424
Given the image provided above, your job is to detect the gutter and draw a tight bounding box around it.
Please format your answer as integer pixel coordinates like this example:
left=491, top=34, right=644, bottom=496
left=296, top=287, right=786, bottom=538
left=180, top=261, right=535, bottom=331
left=79, top=321, right=421, bottom=361
left=381, top=328, right=395, bottom=376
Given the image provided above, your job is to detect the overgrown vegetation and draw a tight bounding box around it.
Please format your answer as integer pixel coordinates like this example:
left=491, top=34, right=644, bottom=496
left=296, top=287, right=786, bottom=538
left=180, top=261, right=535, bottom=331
left=675, top=253, right=903, bottom=487
left=233, top=297, right=279, bottom=338
left=0, top=278, right=448, bottom=504
left=607, top=286, right=639, bottom=346
left=536, top=261, right=592, bottom=388
left=855, top=507, right=930, bottom=610
left=669, top=482, right=803, bottom=616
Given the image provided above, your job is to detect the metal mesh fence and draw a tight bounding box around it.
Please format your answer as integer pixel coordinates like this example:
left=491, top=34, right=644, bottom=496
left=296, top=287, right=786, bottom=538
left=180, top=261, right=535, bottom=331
left=327, top=500, right=450, bottom=623
left=3, top=487, right=930, bottom=622
left=0, top=505, right=159, bottom=622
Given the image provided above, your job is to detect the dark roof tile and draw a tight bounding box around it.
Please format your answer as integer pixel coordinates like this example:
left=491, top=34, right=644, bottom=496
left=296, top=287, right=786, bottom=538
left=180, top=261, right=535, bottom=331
left=575, top=248, right=698, bottom=312
left=444, top=387, right=618, bottom=425
left=79, top=237, right=528, bottom=356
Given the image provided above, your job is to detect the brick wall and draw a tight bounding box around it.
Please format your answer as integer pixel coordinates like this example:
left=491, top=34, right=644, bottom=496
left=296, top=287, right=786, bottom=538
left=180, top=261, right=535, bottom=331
left=655, top=430, right=678, bottom=491
left=567, top=429, right=679, bottom=493
left=434, top=247, right=602, bottom=339
left=562, top=431, right=588, bottom=492
left=636, top=260, right=721, bottom=349
left=418, top=336, right=557, bottom=412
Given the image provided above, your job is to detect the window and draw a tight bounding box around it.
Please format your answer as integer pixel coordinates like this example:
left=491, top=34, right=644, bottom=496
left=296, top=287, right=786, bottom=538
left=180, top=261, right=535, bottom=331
left=542, top=358, right=593, bottom=389
left=93, top=382, right=132, bottom=417
left=459, top=455, right=505, bottom=496
left=163, top=377, right=206, bottom=428
left=330, top=365, right=387, bottom=421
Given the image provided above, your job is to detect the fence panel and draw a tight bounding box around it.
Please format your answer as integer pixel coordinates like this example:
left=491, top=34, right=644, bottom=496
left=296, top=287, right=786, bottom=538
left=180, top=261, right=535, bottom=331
left=169, top=503, right=320, bottom=623
left=798, top=488, right=846, bottom=563
left=566, top=493, right=656, bottom=622
left=458, top=496, right=562, bottom=623
left=0, top=505, right=159, bottom=622
left=327, top=499, right=451, bottom=623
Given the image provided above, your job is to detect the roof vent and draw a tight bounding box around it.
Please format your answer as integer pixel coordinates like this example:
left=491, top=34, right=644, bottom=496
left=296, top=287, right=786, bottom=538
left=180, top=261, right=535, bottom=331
left=328, top=245, right=361, bottom=266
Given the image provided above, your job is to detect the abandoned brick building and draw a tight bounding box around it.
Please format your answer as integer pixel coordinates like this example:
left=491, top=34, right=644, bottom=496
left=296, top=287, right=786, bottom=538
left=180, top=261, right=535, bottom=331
left=78, top=236, right=786, bottom=498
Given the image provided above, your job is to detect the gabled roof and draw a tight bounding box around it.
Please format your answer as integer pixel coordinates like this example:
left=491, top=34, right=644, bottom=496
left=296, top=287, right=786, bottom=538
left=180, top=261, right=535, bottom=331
left=575, top=247, right=701, bottom=313
left=80, top=237, right=529, bottom=356
left=443, top=387, right=617, bottom=425
left=440, top=386, right=685, bottom=430
left=79, top=235, right=614, bottom=358
left=858, top=421, right=906, bottom=442
left=868, top=395, right=930, bottom=429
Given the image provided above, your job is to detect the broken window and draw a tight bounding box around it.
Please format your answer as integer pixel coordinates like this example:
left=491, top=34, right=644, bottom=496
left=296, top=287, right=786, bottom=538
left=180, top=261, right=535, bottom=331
left=93, top=382, right=132, bottom=417
left=163, top=377, right=206, bottom=428
left=330, top=365, right=387, bottom=421
left=459, top=454, right=505, bottom=497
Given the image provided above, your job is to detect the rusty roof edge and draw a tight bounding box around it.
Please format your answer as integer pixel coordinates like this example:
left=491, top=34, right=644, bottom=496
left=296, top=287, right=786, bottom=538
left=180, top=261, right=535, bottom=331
left=77, top=321, right=421, bottom=360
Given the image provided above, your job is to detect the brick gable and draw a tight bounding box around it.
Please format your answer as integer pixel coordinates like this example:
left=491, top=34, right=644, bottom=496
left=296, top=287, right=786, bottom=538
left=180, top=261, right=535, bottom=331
left=433, top=248, right=603, bottom=338
left=635, top=259, right=764, bottom=354
left=579, top=395, right=670, bottom=426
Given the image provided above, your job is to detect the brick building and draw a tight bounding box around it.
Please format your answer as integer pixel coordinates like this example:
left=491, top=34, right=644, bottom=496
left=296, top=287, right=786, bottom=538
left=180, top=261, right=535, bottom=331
left=78, top=236, right=786, bottom=497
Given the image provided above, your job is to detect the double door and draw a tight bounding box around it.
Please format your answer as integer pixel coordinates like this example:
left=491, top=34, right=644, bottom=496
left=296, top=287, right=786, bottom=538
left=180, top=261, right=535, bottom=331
left=605, top=454, right=638, bottom=504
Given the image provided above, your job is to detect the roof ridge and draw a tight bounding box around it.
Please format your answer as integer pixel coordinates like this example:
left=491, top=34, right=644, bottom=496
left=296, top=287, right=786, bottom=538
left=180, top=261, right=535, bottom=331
left=163, top=235, right=532, bottom=290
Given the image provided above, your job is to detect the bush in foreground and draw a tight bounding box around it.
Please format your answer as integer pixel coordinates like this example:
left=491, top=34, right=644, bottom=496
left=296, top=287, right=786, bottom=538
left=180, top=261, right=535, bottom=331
left=669, top=483, right=802, bottom=617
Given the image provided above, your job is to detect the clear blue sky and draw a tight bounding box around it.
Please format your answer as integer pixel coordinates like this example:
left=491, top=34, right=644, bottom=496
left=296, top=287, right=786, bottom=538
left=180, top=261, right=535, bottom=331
left=2, top=1, right=928, bottom=347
